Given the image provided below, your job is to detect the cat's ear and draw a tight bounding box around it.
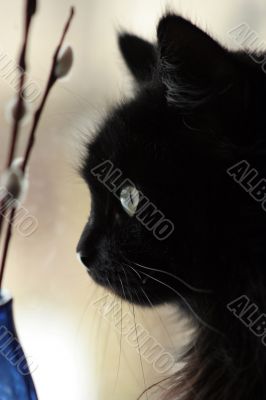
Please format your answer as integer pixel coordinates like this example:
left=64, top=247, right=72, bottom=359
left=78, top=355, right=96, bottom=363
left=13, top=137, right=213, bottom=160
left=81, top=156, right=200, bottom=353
left=118, top=33, right=157, bottom=83
left=157, top=15, right=235, bottom=108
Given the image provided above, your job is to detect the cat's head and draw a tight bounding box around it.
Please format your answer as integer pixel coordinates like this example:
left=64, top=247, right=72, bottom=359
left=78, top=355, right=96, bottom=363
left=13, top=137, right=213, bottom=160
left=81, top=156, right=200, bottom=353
left=77, top=15, right=262, bottom=306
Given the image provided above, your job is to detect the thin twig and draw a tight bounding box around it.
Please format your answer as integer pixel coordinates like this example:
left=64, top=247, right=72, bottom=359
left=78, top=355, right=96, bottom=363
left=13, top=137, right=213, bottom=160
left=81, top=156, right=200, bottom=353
left=0, top=209, right=15, bottom=289
left=0, top=0, right=35, bottom=239
left=0, top=6, right=75, bottom=290
left=22, top=6, right=75, bottom=171
left=7, top=0, right=35, bottom=168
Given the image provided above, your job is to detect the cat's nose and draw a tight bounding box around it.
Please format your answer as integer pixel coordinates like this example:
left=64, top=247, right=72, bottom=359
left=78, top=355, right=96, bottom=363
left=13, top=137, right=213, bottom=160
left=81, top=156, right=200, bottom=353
left=76, top=252, right=90, bottom=269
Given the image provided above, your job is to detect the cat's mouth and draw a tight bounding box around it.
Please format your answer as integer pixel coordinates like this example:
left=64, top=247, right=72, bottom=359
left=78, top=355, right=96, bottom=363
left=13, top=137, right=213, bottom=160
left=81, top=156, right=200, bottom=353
left=105, top=275, right=151, bottom=305
left=77, top=251, right=173, bottom=306
left=77, top=252, right=148, bottom=303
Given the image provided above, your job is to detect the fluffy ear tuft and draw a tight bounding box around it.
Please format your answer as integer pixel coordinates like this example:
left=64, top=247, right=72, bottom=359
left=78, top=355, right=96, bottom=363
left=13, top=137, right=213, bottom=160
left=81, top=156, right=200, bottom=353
left=157, top=14, right=235, bottom=108
left=118, top=33, right=156, bottom=83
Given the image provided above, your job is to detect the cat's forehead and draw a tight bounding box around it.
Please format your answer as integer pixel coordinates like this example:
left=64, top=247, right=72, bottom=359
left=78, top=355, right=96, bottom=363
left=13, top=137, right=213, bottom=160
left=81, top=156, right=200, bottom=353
left=82, top=104, right=173, bottom=191
left=89, top=97, right=166, bottom=164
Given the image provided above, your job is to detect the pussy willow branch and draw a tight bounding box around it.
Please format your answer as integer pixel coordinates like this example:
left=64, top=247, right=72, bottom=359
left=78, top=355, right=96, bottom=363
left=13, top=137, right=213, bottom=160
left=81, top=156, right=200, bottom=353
left=0, top=6, right=75, bottom=290
left=0, top=0, right=35, bottom=239
left=8, top=0, right=37, bottom=168
left=22, top=6, right=75, bottom=172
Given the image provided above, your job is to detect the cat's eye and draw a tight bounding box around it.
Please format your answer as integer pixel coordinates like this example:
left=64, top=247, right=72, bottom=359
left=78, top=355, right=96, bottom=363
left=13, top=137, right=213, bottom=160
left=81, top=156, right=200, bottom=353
left=120, top=186, right=140, bottom=217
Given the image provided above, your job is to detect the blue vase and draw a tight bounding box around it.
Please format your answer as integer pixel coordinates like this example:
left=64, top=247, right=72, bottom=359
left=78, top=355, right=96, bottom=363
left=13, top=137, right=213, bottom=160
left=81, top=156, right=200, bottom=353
left=0, top=292, right=38, bottom=400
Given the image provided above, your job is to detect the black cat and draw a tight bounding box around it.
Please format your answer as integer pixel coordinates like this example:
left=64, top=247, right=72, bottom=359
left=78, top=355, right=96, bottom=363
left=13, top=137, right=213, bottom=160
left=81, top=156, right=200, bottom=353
left=77, top=14, right=266, bottom=400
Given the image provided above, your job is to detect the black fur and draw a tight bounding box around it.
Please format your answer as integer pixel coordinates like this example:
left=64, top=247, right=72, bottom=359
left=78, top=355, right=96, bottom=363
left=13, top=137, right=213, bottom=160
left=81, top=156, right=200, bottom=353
left=78, top=14, right=266, bottom=399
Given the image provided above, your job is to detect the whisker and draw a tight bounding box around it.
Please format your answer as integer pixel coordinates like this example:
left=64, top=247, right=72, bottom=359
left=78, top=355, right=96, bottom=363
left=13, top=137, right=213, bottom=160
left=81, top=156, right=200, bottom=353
left=141, top=288, right=176, bottom=349
left=124, top=263, right=142, bottom=280
left=95, top=288, right=106, bottom=375
left=75, top=283, right=98, bottom=340
left=100, top=309, right=111, bottom=382
left=134, top=288, right=144, bottom=307
left=139, top=270, right=224, bottom=337
left=132, top=261, right=212, bottom=294
left=118, top=272, right=127, bottom=301
left=121, top=265, right=134, bottom=304
left=106, top=277, right=113, bottom=291
left=113, top=292, right=123, bottom=394
left=132, top=304, right=148, bottom=400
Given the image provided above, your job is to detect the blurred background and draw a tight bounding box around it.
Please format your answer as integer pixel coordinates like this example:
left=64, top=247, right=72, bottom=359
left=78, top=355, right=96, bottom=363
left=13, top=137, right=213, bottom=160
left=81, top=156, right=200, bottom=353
left=0, top=0, right=266, bottom=399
